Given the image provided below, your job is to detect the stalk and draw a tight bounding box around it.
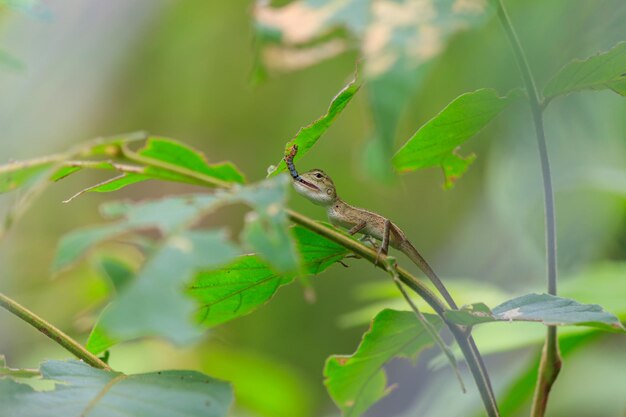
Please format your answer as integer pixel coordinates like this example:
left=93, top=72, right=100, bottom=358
left=494, top=1, right=561, bottom=415
left=0, top=292, right=110, bottom=370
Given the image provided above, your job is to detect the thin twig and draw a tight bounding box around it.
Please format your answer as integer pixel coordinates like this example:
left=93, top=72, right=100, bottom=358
left=0, top=292, right=110, bottom=370
left=494, top=1, right=561, bottom=415
left=388, top=264, right=466, bottom=393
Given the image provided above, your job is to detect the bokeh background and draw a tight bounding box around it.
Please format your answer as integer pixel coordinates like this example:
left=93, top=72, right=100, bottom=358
left=1, top=1, right=625, bottom=416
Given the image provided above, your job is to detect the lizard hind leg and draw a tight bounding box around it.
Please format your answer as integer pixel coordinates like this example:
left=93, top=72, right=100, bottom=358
left=347, top=220, right=367, bottom=236
left=374, top=219, right=391, bottom=266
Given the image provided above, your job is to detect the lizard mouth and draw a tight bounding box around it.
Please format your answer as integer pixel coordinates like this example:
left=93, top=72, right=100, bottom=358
left=297, top=178, right=320, bottom=192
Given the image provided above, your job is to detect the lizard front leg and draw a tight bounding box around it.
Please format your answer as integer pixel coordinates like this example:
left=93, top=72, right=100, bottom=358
left=347, top=220, right=367, bottom=235
left=346, top=220, right=382, bottom=259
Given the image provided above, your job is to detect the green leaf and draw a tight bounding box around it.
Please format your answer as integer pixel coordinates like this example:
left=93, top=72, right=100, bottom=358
left=90, top=174, right=150, bottom=192
left=444, top=293, right=625, bottom=332
left=544, top=41, right=626, bottom=98
left=50, top=165, right=86, bottom=181
left=324, top=309, right=441, bottom=417
left=85, top=308, right=118, bottom=354
left=393, top=89, right=515, bottom=187
left=189, top=225, right=349, bottom=328
left=443, top=302, right=494, bottom=326
left=191, top=255, right=295, bottom=328
left=268, top=76, right=359, bottom=177
left=82, top=131, right=148, bottom=157
left=100, top=230, right=241, bottom=345
left=135, top=137, right=246, bottom=185
left=0, top=360, right=232, bottom=417
left=293, top=223, right=350, bottom=274
left=67, top=174, right=151, bottom=201
left=50, top=161, right=135, bottom=182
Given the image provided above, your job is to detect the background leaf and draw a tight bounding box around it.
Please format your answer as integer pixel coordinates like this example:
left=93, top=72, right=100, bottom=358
left=444, top=293, right=624, bottom=332
left=52, top=194, right=219, bottom=273
left=0, top=360, right=232, bottom=417
left=392, top=89, right=516, bottom=187
left=544, top=41, right=626, bottom=98
left=324, top=309, right=441, bottom=417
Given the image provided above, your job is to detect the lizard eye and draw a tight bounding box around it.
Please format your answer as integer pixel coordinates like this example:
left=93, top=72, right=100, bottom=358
left=315, top=173, right=323, bottom=179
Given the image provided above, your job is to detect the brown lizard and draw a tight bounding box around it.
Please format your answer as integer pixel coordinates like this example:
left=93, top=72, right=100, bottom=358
left=285, top=145, right=458, bottom=310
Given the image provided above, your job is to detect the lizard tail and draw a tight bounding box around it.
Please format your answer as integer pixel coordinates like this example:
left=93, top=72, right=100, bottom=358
left=399, top=240, right=458, bottom=310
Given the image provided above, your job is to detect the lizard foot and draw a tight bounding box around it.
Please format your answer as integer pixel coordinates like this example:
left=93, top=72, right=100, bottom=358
left=359, top=235, right=379, bottom=249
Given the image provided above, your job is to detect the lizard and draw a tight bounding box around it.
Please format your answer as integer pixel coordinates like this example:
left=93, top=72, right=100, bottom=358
left=284, top=144, right=458, bottom=310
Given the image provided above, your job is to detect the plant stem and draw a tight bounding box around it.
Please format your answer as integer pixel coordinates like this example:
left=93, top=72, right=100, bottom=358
left=494, top=1, right=561, bottom=416
left=0, top=292, right=110, bottom=370
left=287, top=210, right=500, bottom=417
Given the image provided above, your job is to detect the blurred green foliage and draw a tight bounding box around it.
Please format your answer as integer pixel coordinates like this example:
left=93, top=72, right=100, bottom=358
left=0, top=1, right=625, bottom=417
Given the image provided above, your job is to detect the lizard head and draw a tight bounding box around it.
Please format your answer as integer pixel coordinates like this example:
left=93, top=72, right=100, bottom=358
left=292, top=169, right=337, bottom=206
